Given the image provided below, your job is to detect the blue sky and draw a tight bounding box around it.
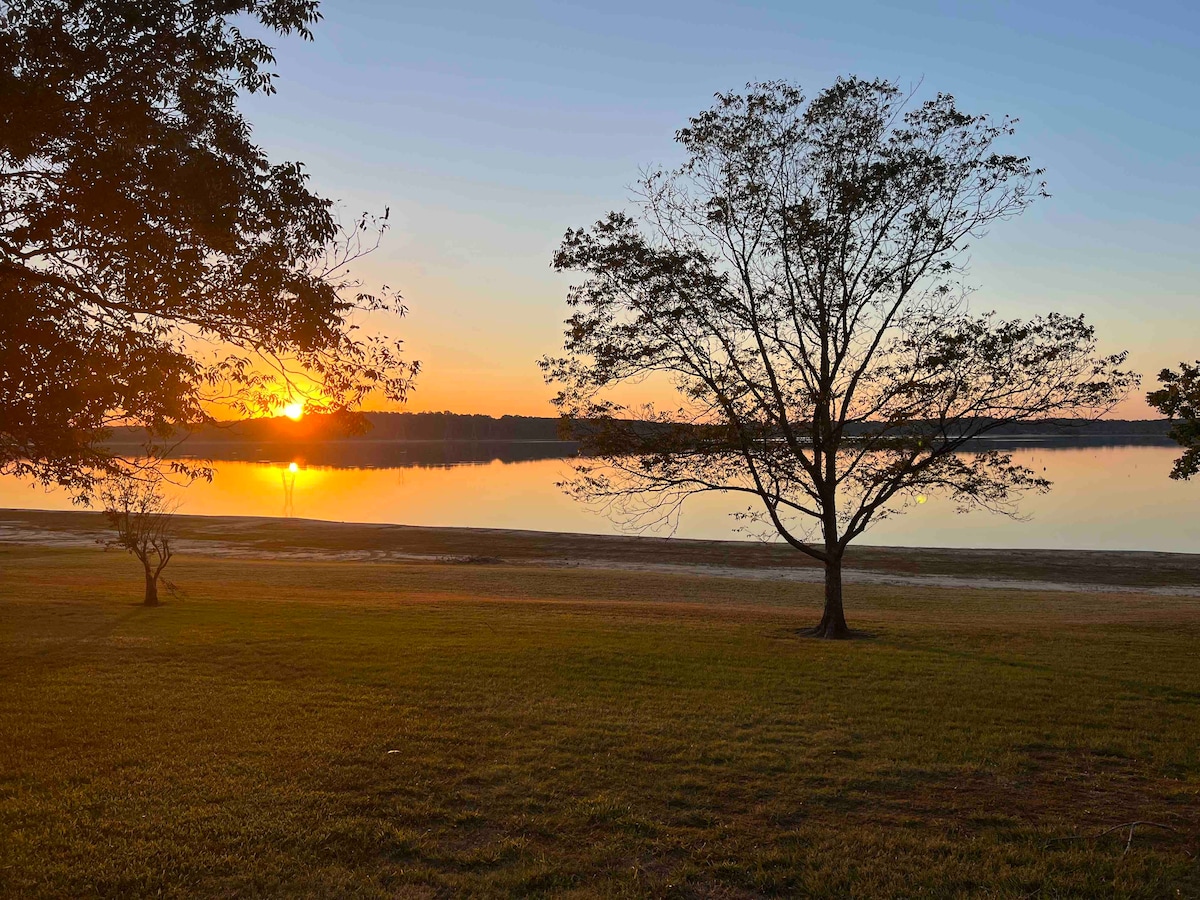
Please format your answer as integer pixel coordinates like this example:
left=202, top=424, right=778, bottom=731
left=242, top=0, right=1199, bottom=415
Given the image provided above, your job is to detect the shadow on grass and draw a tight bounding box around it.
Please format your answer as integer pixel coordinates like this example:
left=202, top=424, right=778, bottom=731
left=791, top=626, right=878, bottom=641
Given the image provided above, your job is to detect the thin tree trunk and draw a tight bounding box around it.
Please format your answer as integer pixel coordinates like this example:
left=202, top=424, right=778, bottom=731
left=813, top=555, right=849, bottom=638
left=143, top=566, right=159, bottom=607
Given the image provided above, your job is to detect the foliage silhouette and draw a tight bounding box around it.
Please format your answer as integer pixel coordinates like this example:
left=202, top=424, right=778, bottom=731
left=1147, top=361, right=1199, bottom=480
left=0, top=0, right=415, bottom=499
left=544, top=78, right=1136, bottom=637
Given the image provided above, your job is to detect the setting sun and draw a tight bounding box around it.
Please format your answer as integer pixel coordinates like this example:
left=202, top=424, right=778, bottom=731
left=282, top=401, right=304, bottom=421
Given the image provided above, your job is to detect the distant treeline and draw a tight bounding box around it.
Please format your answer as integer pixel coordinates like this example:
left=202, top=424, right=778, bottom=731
left=109, top=412, right=571, bottom=445
left=845, top=418, right=1174, bottom=439
left=107, top=411, right=1173, bottom=448
left=339, top=413, right=569, bottom=441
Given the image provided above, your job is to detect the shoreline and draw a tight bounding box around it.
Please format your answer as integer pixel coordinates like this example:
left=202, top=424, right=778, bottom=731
left=3, top=507, right=1198, bottom=596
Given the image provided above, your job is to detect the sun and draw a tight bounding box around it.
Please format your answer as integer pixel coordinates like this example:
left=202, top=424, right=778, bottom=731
left=282, top=401, right=304, bottom=421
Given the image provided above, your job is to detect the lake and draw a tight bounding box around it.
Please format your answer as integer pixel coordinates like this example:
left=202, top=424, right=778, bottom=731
left=1, top=442, right=1197, bottom=553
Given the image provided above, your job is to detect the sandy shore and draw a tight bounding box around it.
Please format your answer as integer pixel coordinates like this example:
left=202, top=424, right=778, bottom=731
left=2, top=507, right=1198, bottom=596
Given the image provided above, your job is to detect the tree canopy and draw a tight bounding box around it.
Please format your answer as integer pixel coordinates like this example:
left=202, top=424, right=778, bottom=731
left=1147, top=362, right=1199, bottom=480
left=0, top=0, right=415, bottom=497
left=544, top=78, right=1136, bottom=637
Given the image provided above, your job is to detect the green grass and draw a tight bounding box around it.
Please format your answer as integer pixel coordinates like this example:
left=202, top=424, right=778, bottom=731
left=1, top=546, right=1198, bottom=897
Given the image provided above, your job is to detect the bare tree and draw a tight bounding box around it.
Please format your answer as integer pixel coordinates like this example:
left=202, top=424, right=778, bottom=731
left=543, top=79, right=1137, bottom=638
left=101, top=477, right=180, bottom=607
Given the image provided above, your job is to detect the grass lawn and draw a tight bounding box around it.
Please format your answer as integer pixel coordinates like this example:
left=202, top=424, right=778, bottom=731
left=1, top=545, right=1198, bottom=897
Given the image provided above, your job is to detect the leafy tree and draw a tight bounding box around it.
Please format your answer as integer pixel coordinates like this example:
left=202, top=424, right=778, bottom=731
left=543, top=79, right=1136, bottom=638
left=0, top=0, right=415, bottom=498
left=101, top=474, right=179, bottom=606
left=1147, top=362, right=1199, bottom=480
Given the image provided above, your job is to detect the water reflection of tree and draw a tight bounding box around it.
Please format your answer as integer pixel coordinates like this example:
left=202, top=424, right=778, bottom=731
left=281, top=465, right=297, bottom=517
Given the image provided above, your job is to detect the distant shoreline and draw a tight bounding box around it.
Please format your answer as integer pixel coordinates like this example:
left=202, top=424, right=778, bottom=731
left=107, top=434, right=1173, bottom=445
left=106, top=410, right=1178, bottom=448
left=98, top=433, right=1178, bottom=467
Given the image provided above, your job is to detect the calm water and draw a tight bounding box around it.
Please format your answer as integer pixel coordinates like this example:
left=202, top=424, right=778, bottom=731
left=2, top=443, right=1197, bottom=553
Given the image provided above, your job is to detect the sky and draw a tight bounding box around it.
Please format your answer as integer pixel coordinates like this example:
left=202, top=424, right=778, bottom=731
left=240, top=0, right=1199, bottom=418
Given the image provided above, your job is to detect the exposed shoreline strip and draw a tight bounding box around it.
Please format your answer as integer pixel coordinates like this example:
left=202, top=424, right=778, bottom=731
left=2, top=508, right=1198, bottom=597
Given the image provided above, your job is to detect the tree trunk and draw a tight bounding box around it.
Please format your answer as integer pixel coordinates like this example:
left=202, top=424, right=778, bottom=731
left=143, top=567, right=159, bottom=607
left=813, top=556, right=849, bottom=638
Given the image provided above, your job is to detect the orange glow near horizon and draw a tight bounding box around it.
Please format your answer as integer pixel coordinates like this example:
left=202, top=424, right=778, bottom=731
left=283, top=401, right=304, bottom=421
